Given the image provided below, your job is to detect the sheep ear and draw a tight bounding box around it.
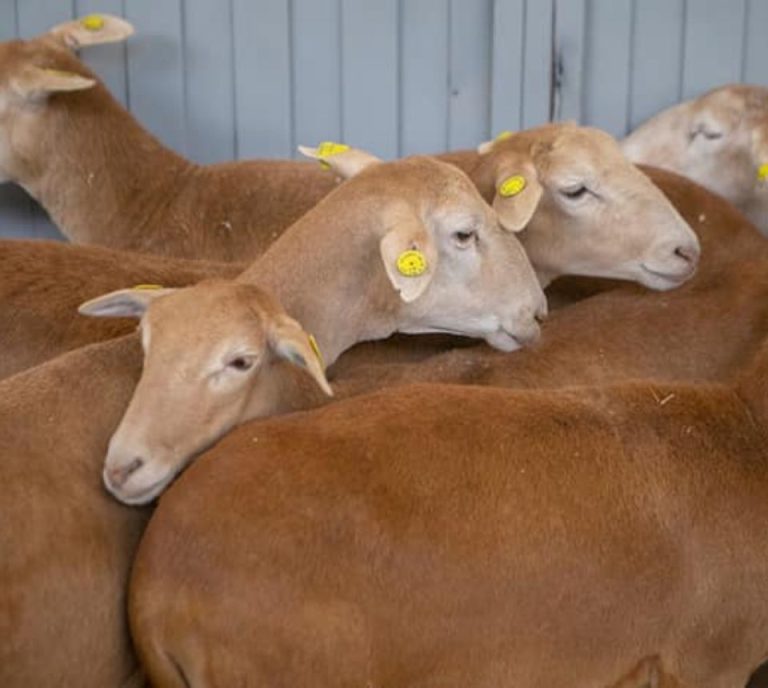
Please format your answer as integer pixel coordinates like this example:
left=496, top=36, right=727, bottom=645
left=78, top=286, right=175, bottom=319
left=379, top=218, right=437, bottom=303
left=269, top=317, right=333, bottom=397
left=12, top=66, right=95, bottom=99
left=48, top=14, right=134, bottom=50
left=298, top=142, right=381, bottom=178
left=493, top=171, right=543, bottom=232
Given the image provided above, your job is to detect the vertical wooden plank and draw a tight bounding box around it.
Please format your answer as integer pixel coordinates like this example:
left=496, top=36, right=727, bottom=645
left=232, top=0, right=291, bottom=159
left=448, top=0, right=493, bottom=149
left=490, top=0, right=524, bottom=135
left=124, top=0, right=187, bottom=154
left=292, top=0, right=342, bottom=153
left=743, top=0, right=768, bottom=86
left=400, top=0, right=449, bottom=155
left=521, top=0, right=554, bottom=128
left=628, top=0, right=685, bottom=129
left=582, top=0, right=632, bottom=137
left=682, top=0, right=746, bottom=98
left=183, top=0, right=235, bottom=163
left=75, top=0, right=129, bottom=107
left=341, top=0, right=398, bottom=158
left=16, top=0, right=72, bottom=37
left=0, top=1, right=17, bottom=39
left=553, top=0, right=586, bottom=122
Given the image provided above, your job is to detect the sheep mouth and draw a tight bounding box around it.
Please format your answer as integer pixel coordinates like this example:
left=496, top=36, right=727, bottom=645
left=640, top=264, right=693, bottom=289
left=104, top=466, right=179, bottom=506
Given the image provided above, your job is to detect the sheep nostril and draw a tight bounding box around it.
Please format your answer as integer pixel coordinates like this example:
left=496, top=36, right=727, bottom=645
left=107, top=457, right=144, bottom=488
left=125, top=457, right=144, bottom=477
left=674, top=245, right=697, bottom=264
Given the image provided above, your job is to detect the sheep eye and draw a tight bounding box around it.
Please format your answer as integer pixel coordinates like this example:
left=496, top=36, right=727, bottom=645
left=227, top=356, right=254, bottom=372
left=690, top=127, right=723, bottom=142
left=560, top=186, right=589, bottom=200
left=453, top=230, right=477, bottom=248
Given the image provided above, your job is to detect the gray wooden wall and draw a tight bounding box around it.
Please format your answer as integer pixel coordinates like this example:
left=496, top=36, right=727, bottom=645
left=1, top=0, right=766, bottom=239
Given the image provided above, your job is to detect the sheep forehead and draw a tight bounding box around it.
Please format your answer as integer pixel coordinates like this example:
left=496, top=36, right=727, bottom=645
left=372, top=155, right=475, bottom=201
left=539, top=133, right=628, bottom=185
left=144, top=283, right=274, bottom=349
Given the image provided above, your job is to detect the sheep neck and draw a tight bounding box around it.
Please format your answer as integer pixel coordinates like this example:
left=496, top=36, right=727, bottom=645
left=237, top=191, right=402, bottom=368
left=14, top=83, right=194, bottom=246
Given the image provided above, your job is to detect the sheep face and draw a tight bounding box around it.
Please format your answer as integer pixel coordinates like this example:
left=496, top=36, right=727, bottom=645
left=621, top=85, right=768, bottom=232
left=79, top=281, right=331, bottom=506
left=480, top=124, right=701, bottom=290
left=361, top=157, right=547, bottom=352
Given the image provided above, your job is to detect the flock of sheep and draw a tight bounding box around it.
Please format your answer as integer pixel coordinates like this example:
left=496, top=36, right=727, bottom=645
left=3, top=12, right=768, bottom=688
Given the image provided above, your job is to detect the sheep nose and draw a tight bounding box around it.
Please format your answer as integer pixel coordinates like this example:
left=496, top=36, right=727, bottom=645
left=674, top=243, right=699, bottom=265
left=105, top=457, right=144, bottom=488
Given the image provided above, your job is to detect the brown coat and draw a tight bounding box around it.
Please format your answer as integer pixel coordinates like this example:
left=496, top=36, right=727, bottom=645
left=129, top=371, right=768, bottom=687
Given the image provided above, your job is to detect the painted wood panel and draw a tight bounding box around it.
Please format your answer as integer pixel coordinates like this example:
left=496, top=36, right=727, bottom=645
left=448, top=0, right=493, bottom=149
left=340, top=0, right=399, bottom=158
left=0, top=0, right=763, bottom=239
left=682, top=0, right=747, bottom=98
left=400, top=0, right=450, bottom=155
left=627, top=0, right=685, bottom=129
left=582, top=0, right=632, bottom=137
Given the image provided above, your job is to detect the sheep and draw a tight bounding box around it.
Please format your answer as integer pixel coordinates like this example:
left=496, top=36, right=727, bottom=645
left=0, top=147, right=546, bottom=687
left=128, top=361, right=768, bottom=687
left=75, top=148, right=546, bottom=505
left=0, top=170, right=756, bottom=687
left=0, top=140, right=699, bottom=382
left=622, top=84, right=768, bottom=234
left=0, top=285, right=331, bottom=688
left=92, top=167, right=768, bottom=508
left=1, top=18, right=698, bottom=270
left=331, top=166, right=768, bottom=389
left=0, top=15, right=338, bottom=261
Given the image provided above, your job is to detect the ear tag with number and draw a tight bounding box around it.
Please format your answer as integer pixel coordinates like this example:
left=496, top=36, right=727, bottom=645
left=499, top=175, right=527, bottom=198
left=316, top=141, right=350, bottom=170
left=396, top=249, right=427, bottom=277
left=81, top=14, right=105, bottom=31
left=758, top=164, right=768, bottom=182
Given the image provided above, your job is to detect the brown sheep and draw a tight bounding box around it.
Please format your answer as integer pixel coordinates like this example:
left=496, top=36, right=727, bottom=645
left=0, top=170, right=758, bottom=687
left=0, top=154, right=699, bottom=382
left=0, top=15, right=337, bottom=261
left=129, top=366, right=768, bottom=687
left=1, top=17, right=697, bottom=271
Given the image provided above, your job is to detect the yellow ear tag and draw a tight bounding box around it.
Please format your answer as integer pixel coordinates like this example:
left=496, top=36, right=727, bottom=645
left=495, top=130, right=513, bottom=142
left=499, top=175, right=527, bottom=198
left=308, top=334, right=324, bottom=368
left=81, top=14, right=105, bottom=31
left=758, top=164, right=768, bottom=182
left=316, top=141, right=349, bottom=170
left=396, top=250, right=427, bottom=277
left=132, top=284, right=164, bottom=291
